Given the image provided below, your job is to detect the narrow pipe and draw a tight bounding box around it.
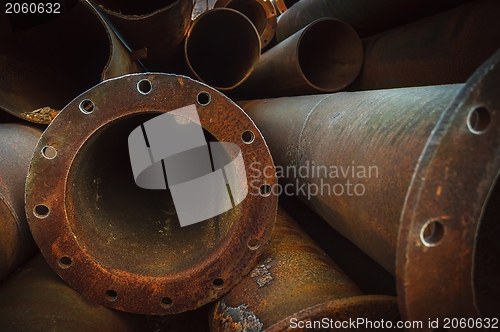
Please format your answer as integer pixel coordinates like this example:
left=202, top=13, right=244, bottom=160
left=240, top=49, right=500, bottom=323
left=185, top=8, right=261, bottom=90
left=0, top=123, right=43, bottom=282
left=0, top=254, right=145, bottom=331
left=215, top=0, right=277, bottom=48
left=275, top=0, right=470, bottom=43
left=234, top=18, right=363, bottom=98
left=210, top=208, right=399, bottom=331
left=90, top=0, right=193, bottom=72
left=349, top=0, right=500, bottom=91
left=0, top=0, right=143, bottom=124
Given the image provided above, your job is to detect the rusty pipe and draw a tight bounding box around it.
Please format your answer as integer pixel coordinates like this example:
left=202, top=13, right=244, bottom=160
left=25, top=73, right=278, bottom=315
left=350, top=0, right=500, bottom=91
left=234, top=18, right=363, bottom=98
left=0, top=0, right=143, bottom=124
left=89, top=0, right=193, bottom=72
left=0, top=123, right=43, bottom=282
left=185, top=8, right=261, bottom=91
left=275, top=0, right=470, bottom=43
left=215, top=0, right=277, bottom=49
left=0, top=254, right=145, bottom=331
left=240, top=49, right=500, bottom=324
left=210, top=208, right=399, bottom=331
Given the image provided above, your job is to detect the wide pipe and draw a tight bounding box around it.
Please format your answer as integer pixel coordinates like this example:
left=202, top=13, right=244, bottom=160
left=274, top=0, right=462, bottom=43
left=185, top=8, right=261, bottom=91
left=90, top=0, right=193, bottom=72
left=235, top=18, right=363, bottom=98
left=350, top=0, right=500, bottom=91
left=240, top=49, right=500, bottom=323
left=210, top=208, right=399, bottom=331
left=25, top=73, right=278, bottom=315
left=0, top=123, right=43, bottom=282
left=0, top=0, right=143, bottom=124
left=215, top=0, right=277, bottom=49
left=0, top=254, right=144, bottom=331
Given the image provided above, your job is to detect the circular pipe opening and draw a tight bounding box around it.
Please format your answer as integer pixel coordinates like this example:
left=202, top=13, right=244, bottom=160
left=65, top=114, right=239, bottom=277
left=298, top=19, right=363, bottom=92
left=474, top=180, right=500, bottom=318
left=186, top=9, right=260, bottom=89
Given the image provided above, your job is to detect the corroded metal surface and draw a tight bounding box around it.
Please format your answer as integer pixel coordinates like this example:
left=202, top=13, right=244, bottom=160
left=25, top=73, right=278, bottom=315
left=240, top=85, right=461, bottom=273
left=210, top=208, right=399, bottom=331
left=90, top=0, right=193, bottom=72
left=0, top=0, right=143, bottom=124
left=350, top=0, right=500, bottom=91
left=0, top=123, right=43, bottom=282
left=185, top=8, right=261, bottom=91
left=215, top=0, right=277, bottom=48
left=0, top=254, right=145, bottom=331
left=235, top=18, right=363, bottom=98
left=240, top=49, right=500, bottom=324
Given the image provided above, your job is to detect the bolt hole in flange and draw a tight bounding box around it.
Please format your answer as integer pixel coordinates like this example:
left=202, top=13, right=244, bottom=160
left=260, top=184, right=271, bottom=197
left=420, top=220, right=445, bottom=247
left=213, top=278, right=224, bottom=289
left=105, top=290, right=118, bottom=302
left=58, top=256, right=72, bottom=269
left=242, top=130, right=255, bottom=144
left=79, top=99, right=95, bottom=114
left=247, top=238, right=260, bottom=250
left=33, top=204, right=50, bottom=218
left=137, top=79, right=152, bottom=95
left=197, top=91, right=211, bottom=106
left=161, top=297, right=173, bottom=309
left=467, top=106, right=491, bottom=134
left=41, top=146, right=57, bottom=159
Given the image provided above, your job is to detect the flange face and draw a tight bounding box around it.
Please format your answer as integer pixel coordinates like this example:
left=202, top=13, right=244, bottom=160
left=397, top=50, right=500, bottom=322
left=26, top=73, right=277, bottom=314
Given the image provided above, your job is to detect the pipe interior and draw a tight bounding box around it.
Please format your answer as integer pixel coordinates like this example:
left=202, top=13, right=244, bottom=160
left=66, top=113, right=237, bottom=277
left=186, top=10, right=260, bottom=88
left=473, top=178, right=500, bottom=317
left=91, top=0, right=177, bottom=15
left=298, top=20, right=361, bottom=91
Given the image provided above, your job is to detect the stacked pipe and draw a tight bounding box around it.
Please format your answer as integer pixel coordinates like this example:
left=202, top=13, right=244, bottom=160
left=0, top=0, right=499, bottom=331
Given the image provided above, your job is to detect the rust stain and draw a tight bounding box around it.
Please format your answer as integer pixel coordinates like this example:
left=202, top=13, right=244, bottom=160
left=250, top=257, right=273, bottom=287
left=19, top=107, right=59, bottom=124
left=215, top=300, right=263, bottom=332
